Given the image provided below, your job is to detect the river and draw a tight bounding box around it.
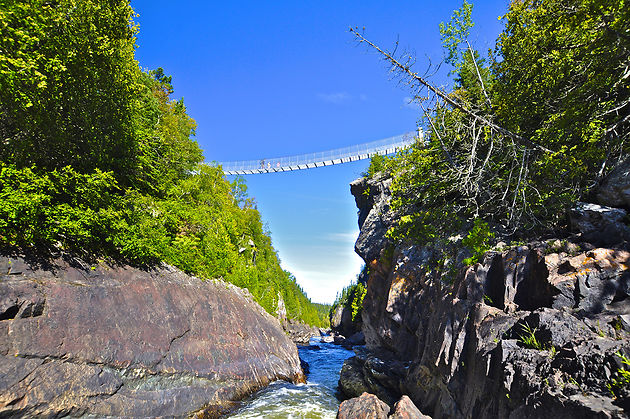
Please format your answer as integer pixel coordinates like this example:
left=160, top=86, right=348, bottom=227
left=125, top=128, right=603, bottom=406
left=227, top=337, right=355, bottom=418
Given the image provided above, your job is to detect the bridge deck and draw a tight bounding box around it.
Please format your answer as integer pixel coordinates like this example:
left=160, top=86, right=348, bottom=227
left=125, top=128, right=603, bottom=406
left=211, top=132, right=419, bottom=175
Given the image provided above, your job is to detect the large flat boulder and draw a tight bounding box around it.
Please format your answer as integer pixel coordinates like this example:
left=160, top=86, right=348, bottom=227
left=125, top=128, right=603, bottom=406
left=0, top=255, right=304, bottom=418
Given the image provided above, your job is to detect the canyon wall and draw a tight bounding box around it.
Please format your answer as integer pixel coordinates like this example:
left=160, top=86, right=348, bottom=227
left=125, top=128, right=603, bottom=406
left=340, top=174, right=630, bottom=418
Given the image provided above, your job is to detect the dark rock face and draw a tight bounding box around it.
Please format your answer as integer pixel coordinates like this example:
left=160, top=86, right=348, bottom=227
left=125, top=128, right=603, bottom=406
left=337, top=392, right=391, bottom=419
left=597, top=157, right=630, bottom=209
left=331, top=304, right=354, bottom=336
left=330, top=300, right=363, bottom=341
left=339, top=348, right=407, bottom=406
left=347, top=178, right=630, bottom=419
left=0, top=255, right=304, bottom=418
left=351, top=176, right=395, bottom=264
left=569, top=202, right=630, bottom=246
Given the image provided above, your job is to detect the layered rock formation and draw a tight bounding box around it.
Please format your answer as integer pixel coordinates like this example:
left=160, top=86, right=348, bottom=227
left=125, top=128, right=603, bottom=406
left=341, top=175, right=630, bottom=418
left=0, top=255, right=304, bottom=418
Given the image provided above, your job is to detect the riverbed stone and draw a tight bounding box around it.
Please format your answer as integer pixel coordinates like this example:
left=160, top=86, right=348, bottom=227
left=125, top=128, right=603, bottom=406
left=337, top=392, right=390, bottom=419
left=390, top=395, right=432, bottom=419
left=0, top=254, right=304, bottom=418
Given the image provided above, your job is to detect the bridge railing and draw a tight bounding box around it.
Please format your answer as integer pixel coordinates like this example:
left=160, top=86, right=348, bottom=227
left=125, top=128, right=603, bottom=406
left=210, top=131, right=419, bottom=175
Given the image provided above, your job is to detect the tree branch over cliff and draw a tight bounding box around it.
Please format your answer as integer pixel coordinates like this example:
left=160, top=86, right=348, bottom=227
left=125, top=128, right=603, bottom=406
left=349, top=27, right=551, bottom=154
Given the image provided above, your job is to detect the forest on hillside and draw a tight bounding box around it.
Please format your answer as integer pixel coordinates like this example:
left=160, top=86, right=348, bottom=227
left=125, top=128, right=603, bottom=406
left=361, top=0, right=629, bottom=258
left=0, top=0, right=328, bottom=327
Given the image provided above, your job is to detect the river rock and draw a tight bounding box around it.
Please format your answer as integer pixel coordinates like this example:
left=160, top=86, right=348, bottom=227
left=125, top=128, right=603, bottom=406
left=339, top=350, right=406, bottom=406
left=337, top=392, right=390, bottom=419
left=282, top=318, right=320, bottom=345
left=0, top=254, right=304, bottom=418
left=391, top=395, right=432, bottom=419
left=597, top=157, right=630, bottom=209
left=349, top=176, right=630, bottom=418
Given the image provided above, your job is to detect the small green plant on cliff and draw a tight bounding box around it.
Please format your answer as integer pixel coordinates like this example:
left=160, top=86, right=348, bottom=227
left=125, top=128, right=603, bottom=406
left=518, top=323, right=543, bottom=350
left=608, top=352, right=630, bottom=399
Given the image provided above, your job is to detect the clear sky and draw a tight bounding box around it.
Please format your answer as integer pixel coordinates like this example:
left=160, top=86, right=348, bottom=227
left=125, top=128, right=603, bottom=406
left=130, top=0, right=509, bottom=303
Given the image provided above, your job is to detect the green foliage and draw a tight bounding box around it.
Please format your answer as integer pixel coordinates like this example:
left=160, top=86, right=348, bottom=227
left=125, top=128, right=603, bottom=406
left=518, top=323, right=543, bottom=350
left=362, top=154, right=390, bottom=179
left=331, top=279, right=367, bottom=323
left=312, top=303, right=332, bottom=328
left=350, top=283, right=367, bottom=322
left=0, top=0, right=141, bottom=184
left=378, top=0, right=629, bottom=256
left=0, top=164, right=123, bottom=254
left=439, top=0, right=475, bottom=71
left=462, top=219, right=494, bottom=265
left=608, top=352, right=630, bottom=399
left=0, top=0, right=325, bottom=327
left=494, top=0, right=630, bottom=220
left=135, top=68, right=203, bottom=194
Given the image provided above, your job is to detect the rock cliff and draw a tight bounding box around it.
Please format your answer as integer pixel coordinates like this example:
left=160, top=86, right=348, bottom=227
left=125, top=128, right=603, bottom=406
left=0, top=255, right=304, bottom=418
left=342, top=175, right=630, bottom=418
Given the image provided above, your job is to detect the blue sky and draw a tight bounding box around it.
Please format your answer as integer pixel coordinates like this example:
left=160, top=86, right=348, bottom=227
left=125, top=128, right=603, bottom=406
left=131, top=0, right=509, bottom=303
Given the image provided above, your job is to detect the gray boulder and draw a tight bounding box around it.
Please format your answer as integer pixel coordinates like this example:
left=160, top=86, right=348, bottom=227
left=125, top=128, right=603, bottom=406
left=597, top=157, right=630, bottom=209
left=569, top=202, right=630, bottom=246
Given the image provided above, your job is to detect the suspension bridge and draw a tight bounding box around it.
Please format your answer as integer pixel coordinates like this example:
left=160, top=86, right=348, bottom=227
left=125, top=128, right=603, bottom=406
left=211, top=131, right=421, bottom=175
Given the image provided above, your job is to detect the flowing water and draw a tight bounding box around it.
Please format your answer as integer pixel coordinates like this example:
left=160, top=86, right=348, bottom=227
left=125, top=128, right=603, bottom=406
left=228, top=337, right=355, bottom=418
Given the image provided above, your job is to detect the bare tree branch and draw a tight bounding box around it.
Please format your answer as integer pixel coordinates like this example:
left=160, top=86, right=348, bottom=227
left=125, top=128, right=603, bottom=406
left=350, top=27, right=552, bottom=153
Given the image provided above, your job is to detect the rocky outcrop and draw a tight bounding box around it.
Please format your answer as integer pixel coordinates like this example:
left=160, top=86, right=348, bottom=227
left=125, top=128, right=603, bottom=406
left=339, top=348, right=407, bottom=406
left=569, top=202, right=630, bottom=246
left=337, top=392, right=391, bottom=419
left=345, top=176, right=630, bottom=418
left=351, top=175, right=395, bottom=264
left=331, top=305, right=364, bottom=344
left=331, top=304, right=354, bottom=335
left=391, top=395, right=432, bottom=419
left=337, top=393, right=431, bottom=419
left=0, top=255, right=304, bottom=418
left=597, top=157, right=630, bottom=209
left=282, top=318, right=321, bottom=345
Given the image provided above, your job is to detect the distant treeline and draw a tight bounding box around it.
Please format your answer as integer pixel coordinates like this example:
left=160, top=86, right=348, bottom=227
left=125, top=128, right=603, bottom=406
left=0, top=0, right=327, bottom=327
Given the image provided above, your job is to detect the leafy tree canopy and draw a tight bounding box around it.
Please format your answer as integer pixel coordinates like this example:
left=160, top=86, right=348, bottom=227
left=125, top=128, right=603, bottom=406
left=363, top=0, right=629, bottom=257
left=0, top=0, right=326, bottom=327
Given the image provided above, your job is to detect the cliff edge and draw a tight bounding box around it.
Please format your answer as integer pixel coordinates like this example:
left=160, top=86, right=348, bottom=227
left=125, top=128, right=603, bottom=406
left=341, top=174, right=630, bottom=418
